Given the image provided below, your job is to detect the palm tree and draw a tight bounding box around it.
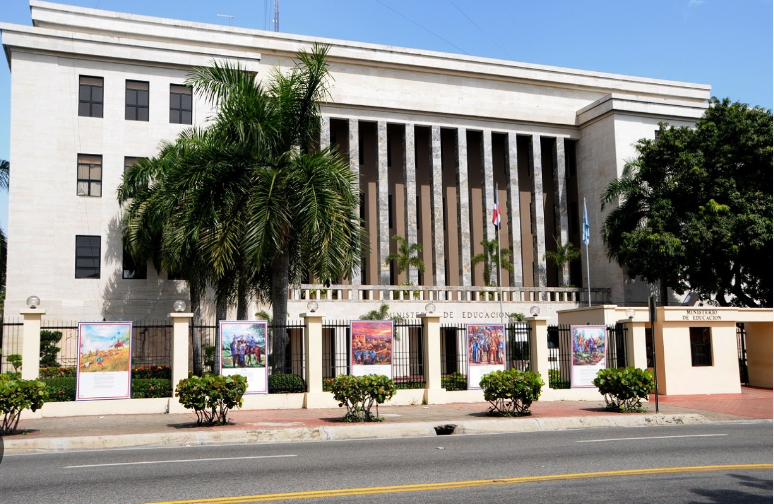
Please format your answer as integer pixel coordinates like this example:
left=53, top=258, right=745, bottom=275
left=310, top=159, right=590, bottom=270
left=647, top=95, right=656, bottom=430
left=543, top=237, right=581, bottom=286
left=471, top=239, right=514, bottom=287
left=385, top=235, right=425, bottom=281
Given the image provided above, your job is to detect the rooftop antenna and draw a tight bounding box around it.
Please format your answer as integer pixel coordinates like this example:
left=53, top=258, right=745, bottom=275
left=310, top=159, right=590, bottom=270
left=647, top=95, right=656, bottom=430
left=273, top=0, right=280, bottom=32
left=217, top=13, right=234, bottom=26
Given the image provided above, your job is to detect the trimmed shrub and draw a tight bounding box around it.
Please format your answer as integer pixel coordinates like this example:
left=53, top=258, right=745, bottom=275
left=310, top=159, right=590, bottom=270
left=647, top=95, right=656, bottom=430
left=132, top=365, right=171, bottom=380
left=40, top=366, right=77, bottom=378
left=268, top=373, right=306, bottom=394
left=132, top=378, right=172, bottom=398
left=593, top=366, right=654, bottom=412
left=329, top=374, right=396, bottom=422
left=39, top=330, right=62, bottom=368
left=442, top=372, right=467, bottom=391
left=175, top=374, right=247, bottom=425
left=7, top=354, right=22, bottom=373
left=42, top=377, right=76, bottom=402
left=0, top=374, right=48, bottom=434
left=480, top=369, right=544, bottom=417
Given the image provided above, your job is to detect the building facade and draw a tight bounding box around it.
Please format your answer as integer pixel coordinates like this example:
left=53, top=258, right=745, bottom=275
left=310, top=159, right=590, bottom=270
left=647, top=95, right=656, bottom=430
left=1, top=1, right=710, bottom=323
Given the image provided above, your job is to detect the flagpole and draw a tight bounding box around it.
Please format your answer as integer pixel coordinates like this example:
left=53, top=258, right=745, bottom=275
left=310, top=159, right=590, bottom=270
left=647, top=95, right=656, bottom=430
left=583, top=196, right=591, bottom=307
left=496, top=184, right=503, bottom=323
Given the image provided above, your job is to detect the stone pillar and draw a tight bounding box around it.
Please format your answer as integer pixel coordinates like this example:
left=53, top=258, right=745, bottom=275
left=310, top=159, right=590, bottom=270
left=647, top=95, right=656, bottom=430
left=506, top=132, right=523, bottom=286
left=20, top=308, right=45, bottom=380
left=420, top=312, right=446, bottom=404
left=430, top=125, right=446, bottom=290
left=303, top=311, right=332, bottom=408
left=456, top=128, right=472, bottom=286
left=481, top=129, right=496, bottom=285
left=320, top=115, right=331, bottom=150
left=527, top=316, right=550, bottom=382
left=169, top=312, right=193, bottom=389
left=349, top=118, right=361, bottom=286
left=403, top=123, right=419, bottom=285
left=529, top=135, right=547, bottom=288
left=622, top=318, right=649, bottom=370
left=377, top=121, right=391, bottom=286
left=552, top=138, right=570, bottom=286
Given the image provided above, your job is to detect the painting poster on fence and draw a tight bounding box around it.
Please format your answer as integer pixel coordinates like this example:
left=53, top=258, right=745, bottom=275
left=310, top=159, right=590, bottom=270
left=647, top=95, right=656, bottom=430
left=220, top=321, right=268, bottom=394
left=571, top=325, right=606, bottom=388
left=76, top=322, right=132, bottom=400
left=466, top=324, right=506, bottom=390
left=350, top=320, right=393, bottom=378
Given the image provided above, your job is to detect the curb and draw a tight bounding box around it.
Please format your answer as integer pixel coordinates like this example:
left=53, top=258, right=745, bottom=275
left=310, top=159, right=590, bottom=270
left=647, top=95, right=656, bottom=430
left=3, top=414, right=711, bottom=455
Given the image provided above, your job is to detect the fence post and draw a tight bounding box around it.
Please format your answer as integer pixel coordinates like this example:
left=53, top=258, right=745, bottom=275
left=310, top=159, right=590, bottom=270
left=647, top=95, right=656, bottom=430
left=527, top=316, right=550, bottom=383
left=169, top=312, right=192, bottom=390
left=420, top=312, right=445, bottom=404
left=20, top=307, right=46, bottom=380
left=302, top=311, right=330, bottom=408
left=621, top=318, right=648, bottom=369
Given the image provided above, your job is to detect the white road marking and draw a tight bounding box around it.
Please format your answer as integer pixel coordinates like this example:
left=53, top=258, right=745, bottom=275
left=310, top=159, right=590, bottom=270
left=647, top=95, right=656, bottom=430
left=577, top=434, right=727, bottom=443
left=64, top=454, right=296, bottom=468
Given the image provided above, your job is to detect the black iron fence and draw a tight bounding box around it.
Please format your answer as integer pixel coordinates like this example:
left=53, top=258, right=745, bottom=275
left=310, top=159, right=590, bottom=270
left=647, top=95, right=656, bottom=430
left=0, top=319, right=23, bottom=374
left=440, top=324, right=468, bottom=390
left=737, top=323, right=748, bottom=385
left=393, top=322, right=424, bottom=389
left=547, top=324, right=628, bottom=389
left=507, top=322, right=531, bottom=372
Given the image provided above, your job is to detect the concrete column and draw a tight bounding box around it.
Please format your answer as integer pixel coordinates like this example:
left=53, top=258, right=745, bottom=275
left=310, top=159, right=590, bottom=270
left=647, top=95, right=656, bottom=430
left=622, top=319, right=649, bottom=370
left=527, top=316, right=550, bottom=382
left=303, top=312, right=331, bottom=408
left=529, top=135, right=547, bottom=288
left=552, top=138, right=570, bottom=286
left=377, top=121, right=391, bottom=286
left=456, top=128, right=472, bottom=286
left=320, top=115, right=331, bottom=150
left=20, top=308, right=45, bottom=380
left=481, top=129, right=496, bottom=285
left=349, top=118, right=361, bottom=286
left=403, top=123, right=419, bottom=285
left=169, top=312, right=193, bottom=389
left=420, top=312, right=446, bottom=404
left=506, top=132, right=523, bottom=286
left=430, top=125, right=446, bottom=290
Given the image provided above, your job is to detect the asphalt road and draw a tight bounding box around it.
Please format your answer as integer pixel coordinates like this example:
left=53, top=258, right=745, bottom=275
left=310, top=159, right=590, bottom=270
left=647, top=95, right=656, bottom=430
left=1, top=422, right=771, bottom=504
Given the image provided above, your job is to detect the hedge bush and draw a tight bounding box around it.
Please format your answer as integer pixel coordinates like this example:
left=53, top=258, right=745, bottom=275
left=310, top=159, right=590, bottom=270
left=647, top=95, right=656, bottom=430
left=479, top=369, right=544, bottom=417
left=131, top=378, right=172, bottom=399
left=39, top=366, right=77, bottom=379
left=268, top=373, right=306, bottom=394
left=175, top=374, right=247, bottom=425
left=42, top=377, right=76, bottom=402
left=132, top=366, right=172, bottom=380
left=442, top=372, right=467, bottom=391
left=0, top=374, right=48, bottom=434
left=329, top=374, right=396, bottom=422
left=593, top=366, right=654, bottom=412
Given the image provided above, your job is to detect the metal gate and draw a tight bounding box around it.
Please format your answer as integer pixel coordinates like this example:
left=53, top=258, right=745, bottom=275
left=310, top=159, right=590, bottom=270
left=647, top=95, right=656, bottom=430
left=736, top=323, right=748, bottom=385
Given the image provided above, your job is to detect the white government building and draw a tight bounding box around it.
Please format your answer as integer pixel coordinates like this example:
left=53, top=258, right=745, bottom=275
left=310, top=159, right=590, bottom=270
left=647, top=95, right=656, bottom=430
left=1, top=1, right=710, bottom=324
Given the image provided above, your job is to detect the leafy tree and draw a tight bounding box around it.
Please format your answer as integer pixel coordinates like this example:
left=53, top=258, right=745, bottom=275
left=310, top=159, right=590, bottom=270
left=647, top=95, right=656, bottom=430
left=0, top=159, right=8, bottom=306
left=543, top=236, right=581, bottom=286
left=385, top=234, right=425, bottom=280
left=601, top=98, right=772, bottom=307
left=471, top=239, right=514, bottom=287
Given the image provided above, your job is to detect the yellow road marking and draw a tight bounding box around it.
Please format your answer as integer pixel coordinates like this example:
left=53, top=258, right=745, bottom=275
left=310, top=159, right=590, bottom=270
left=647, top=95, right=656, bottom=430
left=131, top=463, right=773, bottom=504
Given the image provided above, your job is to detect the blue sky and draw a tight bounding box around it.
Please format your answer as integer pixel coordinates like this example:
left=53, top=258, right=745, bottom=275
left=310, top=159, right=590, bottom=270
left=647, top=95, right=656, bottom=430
left=0, top=0, right=771, bottom=232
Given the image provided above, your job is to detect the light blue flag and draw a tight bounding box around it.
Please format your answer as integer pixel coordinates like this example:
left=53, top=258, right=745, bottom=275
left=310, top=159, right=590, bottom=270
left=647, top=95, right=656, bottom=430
left=582, top=199, right=590, bottom=246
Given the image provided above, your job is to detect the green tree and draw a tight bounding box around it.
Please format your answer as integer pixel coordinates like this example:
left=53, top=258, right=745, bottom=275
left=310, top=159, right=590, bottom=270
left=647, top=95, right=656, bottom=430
left=601, top=98, right=772, bottom=307
left=385, top=235, right=425, bottom=280
left=0, top=159, right=8, bottom=303
left=471, top=239, right=514, bottom=287
left=543, top=237, right=581, bottom=286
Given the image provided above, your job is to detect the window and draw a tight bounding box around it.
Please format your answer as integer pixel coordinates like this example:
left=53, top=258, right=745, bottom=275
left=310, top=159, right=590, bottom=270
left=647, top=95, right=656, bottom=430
left=125, top=80, right=149, bottom=121
left=124, top=156, right=139, bottom=174
left=169, top=84, right=192, bottom=124
left=78, top=76, right=104, bottom=118
left=689, top=327, right=712, bottom=366
left=77, top=154, right=102, bottom=197
left=645, top=327, right=654, bottom=368
left=75, top=235, right=101, bottom=279
left=122, top=245, right=147, bottom=279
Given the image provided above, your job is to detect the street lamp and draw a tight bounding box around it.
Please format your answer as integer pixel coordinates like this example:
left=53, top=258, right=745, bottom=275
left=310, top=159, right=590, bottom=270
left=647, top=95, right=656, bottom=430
left=307, top=301, right=318, bottom=313
left=173, top=300, right=186, bottom=313
left=26, top=295, right=40, bottom=309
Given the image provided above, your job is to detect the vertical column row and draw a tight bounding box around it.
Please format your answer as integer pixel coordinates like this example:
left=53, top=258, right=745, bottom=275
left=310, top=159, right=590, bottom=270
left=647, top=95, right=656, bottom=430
left=403, top=124, right=419, bottom=285
left=348, top=118, right=361, bottom=286
left=455, top=128, right=472, bottom=287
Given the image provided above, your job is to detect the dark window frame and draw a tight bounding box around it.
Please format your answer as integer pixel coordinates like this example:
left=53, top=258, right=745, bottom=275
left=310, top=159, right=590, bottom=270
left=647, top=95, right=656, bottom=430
left=78, top=76, right=104, bottom=118
left=75, top=235, right=101, bottom=279
left=125, top=80, right=149, bottom=121
left=122, top=245, right=147, bottom=280
left=77, top=154, right=102, bottom=197
left=689, top=327, right=713, bottom=367
left=169, top=84, right=192, bottom=124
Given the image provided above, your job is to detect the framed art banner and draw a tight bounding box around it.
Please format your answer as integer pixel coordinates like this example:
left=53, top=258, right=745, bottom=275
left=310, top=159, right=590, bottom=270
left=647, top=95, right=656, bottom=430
left=466, top=323, right=506, bottom=390
left=571, top=325, right=607, bottom=388
left=76, top=322, right=132, bottom=400
left=350, top=320, right=393, bottom=378
left=220, top=321, right=268, bottom=394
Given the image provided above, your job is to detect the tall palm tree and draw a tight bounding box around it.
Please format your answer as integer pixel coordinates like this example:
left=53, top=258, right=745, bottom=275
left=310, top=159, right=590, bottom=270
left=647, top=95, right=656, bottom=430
left=543, top=236, right=581, bottom=286
left=385, top=234, right=425, bottom=280
left=471, top=238, right=514, bottom=287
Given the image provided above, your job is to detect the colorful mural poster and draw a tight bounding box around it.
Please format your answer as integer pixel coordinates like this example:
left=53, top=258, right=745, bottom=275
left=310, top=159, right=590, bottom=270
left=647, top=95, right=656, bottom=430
left=220, top=321, right=268, bottom=394
left=350, top=320, right=393, bottom=378
left=571, top=325, right=607, bottom=388
left=76, top=322, right=132, bottom=400
left=466, top=323, right=506, bottom=390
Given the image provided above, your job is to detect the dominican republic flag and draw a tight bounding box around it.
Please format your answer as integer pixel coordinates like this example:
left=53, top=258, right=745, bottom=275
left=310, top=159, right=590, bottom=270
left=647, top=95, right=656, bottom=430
left=582, top=198, right=590, bottom=245
left=492, top=190, right=501, bottom=229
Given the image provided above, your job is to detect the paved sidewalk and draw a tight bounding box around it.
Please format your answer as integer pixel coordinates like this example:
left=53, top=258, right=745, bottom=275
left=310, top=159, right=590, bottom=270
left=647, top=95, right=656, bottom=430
left=4, top=387, right=770, bottom=454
